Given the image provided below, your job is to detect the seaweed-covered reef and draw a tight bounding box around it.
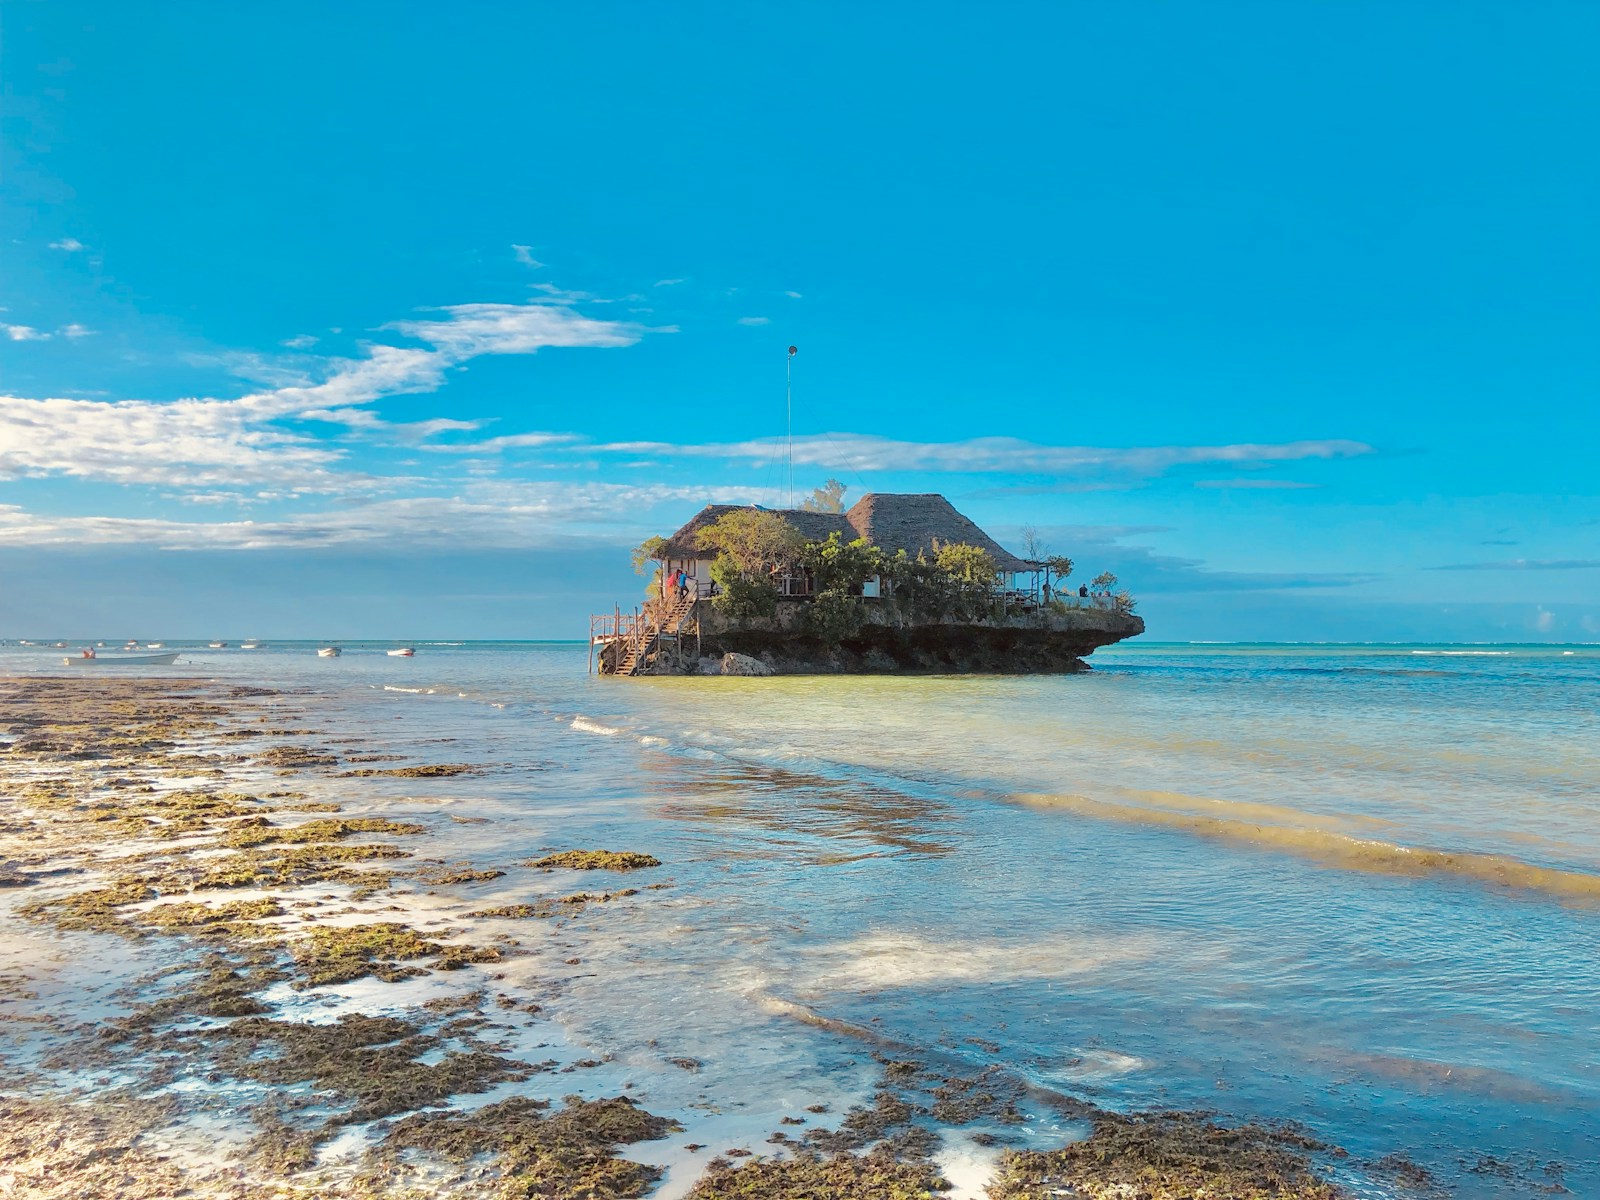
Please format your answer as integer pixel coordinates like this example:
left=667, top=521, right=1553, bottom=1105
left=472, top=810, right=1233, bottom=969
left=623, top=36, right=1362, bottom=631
left=0, top=677, right=1376, bottom=1199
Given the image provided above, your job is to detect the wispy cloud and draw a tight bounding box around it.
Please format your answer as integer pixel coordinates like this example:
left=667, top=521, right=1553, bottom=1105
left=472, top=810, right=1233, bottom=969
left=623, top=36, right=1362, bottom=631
left=1193, top=479, right=1318, bottom=490
left=594, top=433, right=1375, bottom=478
left=0, top=298, right=652, bottom=493
left=654, top=278, right=686, bottom=287
left=511, top=244, right=543, bottom=268
left=48, top=238, right=85, bottom=252
left=737, top=316, right=770, bottom=326
left=281, top=334, right=319, bottom=350
left=784, top=291, right=803, bottom=300
left=0, top=481, right=778, bottom=550
left=1427, top=559, right=1600, bottom=571
left=3, top=324, right=50, bottom=342
left=59, top=323, right=96, bottom=338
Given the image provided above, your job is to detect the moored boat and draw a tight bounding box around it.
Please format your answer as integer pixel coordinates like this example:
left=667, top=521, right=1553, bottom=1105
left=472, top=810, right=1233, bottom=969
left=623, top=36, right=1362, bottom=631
left=386, top=647, right=416, bottom=657
left=63, top=651, right=181, bottom=667
left=241, top=641, right=261, bottom=650
left=317, top=646, right=341, bottom=658
left=208, top=641, right=228, bottom=648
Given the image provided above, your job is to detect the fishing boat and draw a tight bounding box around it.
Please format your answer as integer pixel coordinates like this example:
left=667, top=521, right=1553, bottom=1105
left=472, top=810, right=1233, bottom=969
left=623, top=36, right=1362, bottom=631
left=241, top=640, right=261, bottom=650
left=208, top=640, right=228, bottom=649
left=63, top=651, right=181, bottom=667
left=147, top=642, right=165, bottom=649
left=386, top=647, right=415, bottom=657
left=317, top=646, right=341, bottom=658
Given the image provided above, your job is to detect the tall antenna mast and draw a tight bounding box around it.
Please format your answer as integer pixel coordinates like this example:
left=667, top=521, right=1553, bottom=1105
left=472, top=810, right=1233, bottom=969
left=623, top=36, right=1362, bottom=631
left=786, top=345, right=797, bottom=508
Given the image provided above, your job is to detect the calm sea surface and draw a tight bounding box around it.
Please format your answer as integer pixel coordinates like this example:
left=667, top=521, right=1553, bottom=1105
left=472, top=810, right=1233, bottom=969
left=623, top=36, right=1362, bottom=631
left=5, top=640, right=1598, bottom=1196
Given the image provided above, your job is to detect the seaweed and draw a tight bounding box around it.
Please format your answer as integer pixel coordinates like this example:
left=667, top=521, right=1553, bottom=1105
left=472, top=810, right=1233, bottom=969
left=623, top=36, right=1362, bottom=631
left=987, top=1110, right=1346, bottom=1200
left=686, top=1148, right=949, bottom=1199
left=291, top=922, right=441, bottom=987
left=527, top=851, right=661, bottom=871
left=340, top=764, right=484, bottom=778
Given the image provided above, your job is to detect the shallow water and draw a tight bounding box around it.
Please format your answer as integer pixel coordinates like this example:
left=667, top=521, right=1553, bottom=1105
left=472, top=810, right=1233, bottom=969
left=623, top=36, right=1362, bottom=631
left=5, top=639, right=1599, bottom=1195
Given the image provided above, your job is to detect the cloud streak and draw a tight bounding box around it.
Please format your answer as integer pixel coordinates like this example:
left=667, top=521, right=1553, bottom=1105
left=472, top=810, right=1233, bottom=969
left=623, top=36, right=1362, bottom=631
left=0, top=482, right=778, bottom=550
left=594, top=433, right=1375, bottom=477
left=0, top=300, right=649, bottom=492
left=1427, top=559, right=1600, bottom=571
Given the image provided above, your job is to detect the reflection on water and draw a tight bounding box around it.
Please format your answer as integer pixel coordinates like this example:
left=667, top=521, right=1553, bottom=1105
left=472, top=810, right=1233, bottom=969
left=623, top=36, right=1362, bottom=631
left=5, top=640, right=1600, bottom=1195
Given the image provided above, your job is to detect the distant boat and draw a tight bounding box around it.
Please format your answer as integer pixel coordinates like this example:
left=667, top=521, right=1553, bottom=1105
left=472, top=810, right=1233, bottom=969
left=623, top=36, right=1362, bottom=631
left=64, top=651, right=181, bottom=667
left=387, top=647, right=416, bottom=657
left=317, top=646, right=341, bottom=658
left=209, top=640, right=228, bottom=648
left=241, top=641, right=261, bottom=650
left=53, top=641, right=68, bottom=648
left=147, top=642, right=165, bottom=649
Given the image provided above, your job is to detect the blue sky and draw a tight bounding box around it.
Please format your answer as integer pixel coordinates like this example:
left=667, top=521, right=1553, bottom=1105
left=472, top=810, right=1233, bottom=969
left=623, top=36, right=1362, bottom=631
left=2, top=3, right=1597, bottom=640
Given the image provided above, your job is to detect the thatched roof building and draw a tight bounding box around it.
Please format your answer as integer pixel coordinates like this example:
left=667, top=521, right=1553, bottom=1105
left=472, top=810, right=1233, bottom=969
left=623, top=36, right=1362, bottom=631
left=660, top=493, right=1034, bottom=574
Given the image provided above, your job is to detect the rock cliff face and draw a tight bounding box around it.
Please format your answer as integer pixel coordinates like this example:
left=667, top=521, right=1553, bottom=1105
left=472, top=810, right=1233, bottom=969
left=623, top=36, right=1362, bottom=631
left=662, top=601, right=1143, bottom=675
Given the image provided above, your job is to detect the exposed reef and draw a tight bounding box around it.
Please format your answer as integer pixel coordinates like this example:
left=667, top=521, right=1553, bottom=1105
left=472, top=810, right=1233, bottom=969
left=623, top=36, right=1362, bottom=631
left=668, top=601, right=1144, bottom=675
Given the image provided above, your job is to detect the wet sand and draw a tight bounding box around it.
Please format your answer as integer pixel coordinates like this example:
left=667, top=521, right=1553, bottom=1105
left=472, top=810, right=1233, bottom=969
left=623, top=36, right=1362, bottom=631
left=0, top=677, right=1366, bottom=1198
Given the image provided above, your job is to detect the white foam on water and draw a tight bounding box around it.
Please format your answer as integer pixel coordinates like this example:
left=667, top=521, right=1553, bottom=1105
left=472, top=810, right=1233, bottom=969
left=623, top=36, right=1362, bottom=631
left=571, top=716, right=623, bottom=736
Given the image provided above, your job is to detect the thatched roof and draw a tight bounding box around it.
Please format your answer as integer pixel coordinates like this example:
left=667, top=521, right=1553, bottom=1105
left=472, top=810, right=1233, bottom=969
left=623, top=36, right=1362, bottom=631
left=658, top=505, right=854, bottom=560
left=658, top=494, right=1033, bottom=574
left=845, top=493, right=1033, bottom=573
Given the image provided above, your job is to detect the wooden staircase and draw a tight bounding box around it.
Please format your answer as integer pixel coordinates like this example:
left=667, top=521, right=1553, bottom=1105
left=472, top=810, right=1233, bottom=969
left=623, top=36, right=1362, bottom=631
left=614, top=592, right=697, bottom=676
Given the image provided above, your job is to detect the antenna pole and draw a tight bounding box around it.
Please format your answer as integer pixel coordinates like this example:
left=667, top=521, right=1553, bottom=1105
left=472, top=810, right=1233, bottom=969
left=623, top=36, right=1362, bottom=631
left=786, top=345, right=797, bottom=508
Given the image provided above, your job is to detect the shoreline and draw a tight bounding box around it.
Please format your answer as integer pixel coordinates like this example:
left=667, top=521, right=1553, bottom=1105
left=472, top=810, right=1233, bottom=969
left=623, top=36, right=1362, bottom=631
left=1, top=676, right=1405, bottom=1198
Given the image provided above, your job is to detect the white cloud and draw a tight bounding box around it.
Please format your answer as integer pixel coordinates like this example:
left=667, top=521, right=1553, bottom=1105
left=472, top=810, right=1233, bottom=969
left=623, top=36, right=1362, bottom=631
left=49, top=238, right=85, bottom=252
left=784, top=291, right=803, bottom=299
left=1193, top=479, right=1319, bottom=490
left=593, top=433, right=1376, bottom=477
left=59, top=323, right=96, bottom=338
left=422, top=431, right=578, bottom=454
left=0, top=481, right=778, bottom=550
left=0, top=298, right=652, bottom=493
left=281, top=334, right=319, bottom=349
left=3, top=324, right=50, bottom=341
left=511, top=244, right=544, bottom=268
left=737, top=316, right=771, bottom=326
left=654, top=278, right=686, bottom=287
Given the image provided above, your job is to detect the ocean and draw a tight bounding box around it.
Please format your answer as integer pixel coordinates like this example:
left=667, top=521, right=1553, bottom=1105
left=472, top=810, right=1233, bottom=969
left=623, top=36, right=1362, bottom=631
left=4, top=639, right=1597, bottom=1196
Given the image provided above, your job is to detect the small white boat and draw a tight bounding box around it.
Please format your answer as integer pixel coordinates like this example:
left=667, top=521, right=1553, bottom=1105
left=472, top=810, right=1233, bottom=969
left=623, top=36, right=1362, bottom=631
left=63, top=651, right=181, bottom=667
left=53, top=641, right=68, bottom=648
left=147, top=642, right=165, bottom=649
left=209, top=640, right=228, bottom=648
left=317, top=646, right=341, bottom=658
left=241, top=641, right=261, bottom=650
left=387, top=647, right=415, bottom=657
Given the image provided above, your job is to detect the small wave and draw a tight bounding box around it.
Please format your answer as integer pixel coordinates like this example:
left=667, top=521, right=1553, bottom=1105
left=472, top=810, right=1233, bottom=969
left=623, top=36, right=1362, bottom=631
left=639, top=736, right=670, bottom=747
left=1410, top=650, right=1512, bottom=656
left=571, top=716, right=623, bottom=736
left=382, top=685, right=430, bottom=694
left=1017, top=792, right=1600, bottom=902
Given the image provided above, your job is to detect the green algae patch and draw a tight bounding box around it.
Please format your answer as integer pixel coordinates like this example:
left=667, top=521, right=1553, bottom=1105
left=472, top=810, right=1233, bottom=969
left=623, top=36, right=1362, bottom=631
left=142, top=898, right=285, bottom=941
left=382, top=1094, right=676, bottom=1199
left=987, top=1111, right=1346, bottom=1200
left=469, top=903, right=542, bottom=919
left=340, top=764, right=484, bottom=778
left=20, top=880, right=157, bottom=934
left=528, top=850, right=661, bottom=872
left=216, top=1013, right=532, bottom=1125
left=291, top=922, right=441, bottom=987
left=687, top=1149, right=949, bottom=1200
left=415, top=865, right=507, bottom=885
left=223, top=817, right=426, bottom=849
left=256, top=745, right=341, bottom=769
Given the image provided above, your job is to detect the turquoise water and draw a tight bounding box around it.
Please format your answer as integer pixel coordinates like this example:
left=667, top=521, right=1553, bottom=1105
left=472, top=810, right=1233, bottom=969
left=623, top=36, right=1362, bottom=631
left=5, top=640, right=1598, bottom=1195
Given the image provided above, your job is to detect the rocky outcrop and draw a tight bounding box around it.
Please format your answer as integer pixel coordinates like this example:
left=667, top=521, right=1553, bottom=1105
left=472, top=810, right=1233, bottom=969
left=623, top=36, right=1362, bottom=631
left=715, top=652, right=774, bottom=677
left=658, top=601, right=1143, bottom=676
